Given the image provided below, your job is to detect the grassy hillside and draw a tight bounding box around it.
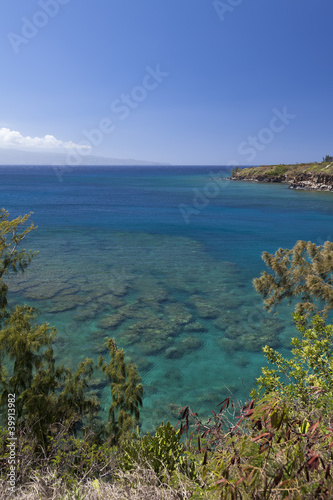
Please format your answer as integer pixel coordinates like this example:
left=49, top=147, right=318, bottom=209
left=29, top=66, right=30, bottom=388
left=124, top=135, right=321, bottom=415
left=232, top=161, right=333, bottom=180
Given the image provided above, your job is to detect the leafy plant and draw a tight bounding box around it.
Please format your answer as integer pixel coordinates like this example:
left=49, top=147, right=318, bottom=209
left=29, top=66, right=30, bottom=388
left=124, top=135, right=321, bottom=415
left=252, top=314, right=333, bottom=412
left=0, top=209, right=142, bottom=475
left=99, top=339, right=143, bottom=444
left=265, top=165, right=289, bottom=177
left=254, top=240, right=333, bottom=319
left=50, top=435, right=116, bottom=486
left=0, top=209, right=37, bottom=315
left=120, top=421, right=192, bottom=480
left=0, top=303, right=100, bottom=451
left=178, top=395, right=333, bottom=499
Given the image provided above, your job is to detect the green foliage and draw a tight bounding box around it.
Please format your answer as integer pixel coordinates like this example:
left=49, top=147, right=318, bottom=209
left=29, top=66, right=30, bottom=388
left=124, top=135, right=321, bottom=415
left=120, top=421, right=190, bottom=479
left=323, top=155, right=333, bottom=162
left=179, top=237, right=333, bottom=497
left=49, top=435, right=116, bottom=486
left=254, top=240, right=333, bottom=319
left=0, top=209, right=143, bottom=466
left=0, top=209, right=37, bottom=314
left=179, top=395, right=333, bottom=499
left=252, top=314, right=333, bottom=412
left=0, top=305, right=57, bottom=414
left=0, top=425, right=116, bottom=487
left=99, top=338, right=143, bottom=443
left=265, top=165, right=289, bottom=177
left=0, top=303, right=100, bottom=450
left=233, top=161, right=333, bottom=180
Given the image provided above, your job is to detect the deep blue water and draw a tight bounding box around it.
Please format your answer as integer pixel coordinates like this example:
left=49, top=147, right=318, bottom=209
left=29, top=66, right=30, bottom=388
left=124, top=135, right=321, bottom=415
left=1, top=165, right=333, bottom=430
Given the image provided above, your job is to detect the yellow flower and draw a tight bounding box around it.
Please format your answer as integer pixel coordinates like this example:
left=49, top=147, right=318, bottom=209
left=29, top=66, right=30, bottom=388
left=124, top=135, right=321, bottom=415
left=92, top=479, right=101, bottom=498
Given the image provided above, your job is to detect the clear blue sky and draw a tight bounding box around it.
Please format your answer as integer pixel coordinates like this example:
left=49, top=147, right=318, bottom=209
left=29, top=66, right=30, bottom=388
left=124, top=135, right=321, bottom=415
left=0, top=0, right=332, bottom=165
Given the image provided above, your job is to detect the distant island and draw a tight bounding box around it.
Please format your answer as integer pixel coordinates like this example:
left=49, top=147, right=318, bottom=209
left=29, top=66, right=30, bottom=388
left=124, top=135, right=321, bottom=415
left=0, top=148, right=168, bottom=167
left=231, top=156, right=333, bottom=191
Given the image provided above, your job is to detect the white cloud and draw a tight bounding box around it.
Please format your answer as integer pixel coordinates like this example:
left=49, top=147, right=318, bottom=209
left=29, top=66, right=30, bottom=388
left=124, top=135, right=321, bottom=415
left=0, top=127, right=91, bottom=152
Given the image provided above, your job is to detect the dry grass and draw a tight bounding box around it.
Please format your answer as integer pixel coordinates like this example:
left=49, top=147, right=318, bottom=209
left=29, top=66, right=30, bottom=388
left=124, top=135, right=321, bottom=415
left=0, top=467, right=195, bottom=500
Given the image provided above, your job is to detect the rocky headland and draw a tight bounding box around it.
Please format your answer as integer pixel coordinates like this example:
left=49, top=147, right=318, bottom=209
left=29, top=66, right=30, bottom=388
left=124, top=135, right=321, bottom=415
left=230, top=162, right=333, bottom=191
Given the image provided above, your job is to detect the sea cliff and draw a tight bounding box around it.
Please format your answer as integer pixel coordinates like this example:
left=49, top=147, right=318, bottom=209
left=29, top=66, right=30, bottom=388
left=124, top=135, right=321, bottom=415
left=231, top=162, right=333, bottom=191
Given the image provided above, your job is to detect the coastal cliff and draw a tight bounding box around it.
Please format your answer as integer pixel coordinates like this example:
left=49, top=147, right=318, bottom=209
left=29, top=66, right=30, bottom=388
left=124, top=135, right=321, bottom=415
left=231, top=162, right=333, bottom=191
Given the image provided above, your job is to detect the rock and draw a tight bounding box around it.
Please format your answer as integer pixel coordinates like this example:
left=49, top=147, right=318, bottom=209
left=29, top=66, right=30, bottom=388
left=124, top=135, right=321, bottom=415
left=91, top=342, right=109, bottom=355
left=184, top=321, right=208, bottom=333
left=217, top=337, right=238, bottom=354
left=117, top=304, right=141, bottom=319
left=89, top=330, right=108, bottom=339
left=288, top=173, right=333, bottom=191
left=90, top=377, right=106, bottom=391
left=137, top=286, right=169, bottom=305
left=24, top=283, right=64, bottom=300
left=97, top=294, right=126, bottom=308
left=74, top=309, right=97, bottom=322
left=127, top=355, right=154, bottom=374
left=140, top=337, right=173, bottom=356
left=165, top=347, right=183, bottom=359
left=188, top=295, right=220, bottom=319
left=108, top=282, right=129, bottom=296
left=98, top=313, right=126, bottom=329
left=232, top=165, right=333, bottom=191
left=165, top=336, right=203, bottom=359
left=48, top=295, right=85, bottom=313
left=164, top=302, right=193, bottom=325
left=181, top=336, right=203, bottom=351
left=74, top=303, right=101, bottom=321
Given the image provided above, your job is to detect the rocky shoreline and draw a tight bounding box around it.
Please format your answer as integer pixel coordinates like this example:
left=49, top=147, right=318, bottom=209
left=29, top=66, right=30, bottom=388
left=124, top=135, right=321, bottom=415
left=287, top=173, right=333, bottom=191
left=230, top=165, right=333, bottom=191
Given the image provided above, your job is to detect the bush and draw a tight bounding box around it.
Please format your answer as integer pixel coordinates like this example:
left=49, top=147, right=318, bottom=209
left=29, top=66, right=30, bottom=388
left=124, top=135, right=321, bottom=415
left=265, top=165, right=288, bottom=177
left=178, top=395, right=333, bottom=499
left=252, top=314, right=333, bottom=413
left=120, top=421, right=192, bottom=480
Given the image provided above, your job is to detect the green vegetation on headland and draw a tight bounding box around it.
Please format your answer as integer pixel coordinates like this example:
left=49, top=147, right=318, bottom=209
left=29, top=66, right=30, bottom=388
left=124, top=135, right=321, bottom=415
left=1, top=211, right=333, bottom=498
left=231, top=156, right=333, bottom=191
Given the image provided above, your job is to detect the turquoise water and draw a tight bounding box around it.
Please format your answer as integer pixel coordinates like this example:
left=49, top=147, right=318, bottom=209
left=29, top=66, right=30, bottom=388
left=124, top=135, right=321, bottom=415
left=1, top=165, right=333, bottom=431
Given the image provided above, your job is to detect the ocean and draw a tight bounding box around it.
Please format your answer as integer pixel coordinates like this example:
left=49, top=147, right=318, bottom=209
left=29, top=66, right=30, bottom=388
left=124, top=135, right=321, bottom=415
left=1, top=165, right=333, bottom=431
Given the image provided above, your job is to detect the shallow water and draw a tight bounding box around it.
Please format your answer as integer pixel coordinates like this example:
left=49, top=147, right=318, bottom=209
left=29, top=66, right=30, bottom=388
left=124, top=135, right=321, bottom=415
left=1, top=165, right=333, bottom=431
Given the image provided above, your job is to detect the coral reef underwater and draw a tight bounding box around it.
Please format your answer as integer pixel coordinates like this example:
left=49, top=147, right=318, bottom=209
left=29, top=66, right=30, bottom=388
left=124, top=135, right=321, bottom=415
left=9, top=231, right=289, bottom=431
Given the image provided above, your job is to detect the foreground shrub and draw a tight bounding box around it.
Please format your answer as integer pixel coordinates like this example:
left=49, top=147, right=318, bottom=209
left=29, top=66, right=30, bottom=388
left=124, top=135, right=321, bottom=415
left=0, top=424, right=116, bottom=488
left=178, top=395, right=333, bottom=499
left=253, top=314, right=333, bottom=413
left=176, top=313, right=333, bottom=498
left=0, top=210, right=143, bottom=472
left=120, top=421, right=190, bottom=479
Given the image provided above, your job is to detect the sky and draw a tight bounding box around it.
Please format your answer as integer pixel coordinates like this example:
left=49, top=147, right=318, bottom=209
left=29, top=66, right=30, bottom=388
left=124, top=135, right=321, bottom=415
left=0, top=0, right=332, bottom=166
